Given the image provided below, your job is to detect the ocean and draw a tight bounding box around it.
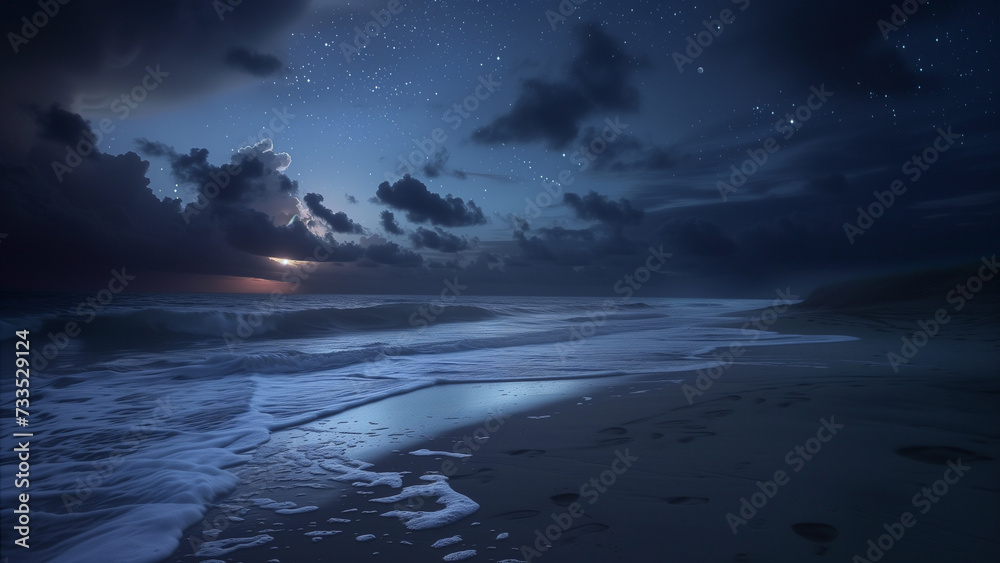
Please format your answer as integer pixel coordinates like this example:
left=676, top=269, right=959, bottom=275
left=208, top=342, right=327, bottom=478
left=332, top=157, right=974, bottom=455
left=0, top=293, right=854, bottom=562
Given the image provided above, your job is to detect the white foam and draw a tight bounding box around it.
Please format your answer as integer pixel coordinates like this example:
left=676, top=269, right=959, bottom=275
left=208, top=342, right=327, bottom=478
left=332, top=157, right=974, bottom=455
left=251, top=498, right=298, bottom=510
left=320, top=459, right=404, bottom=488
left=372, top=474, right=479, bottom=530
left=496, top=532, right=509, bottom=540
left=304, top=530, right=342, bottom=536
left=410, top=448, right=472, bottom=458
left=356, top=534, right=377, bottom=542
left=275, top=505, right=318, bottom=514
left=194, top=534, right=274, bottom=557
left=327, top=517, right=352, bottom=523
left=443, top=550, right=477, bottom=561
left=432, top=535, right=463, bottom=548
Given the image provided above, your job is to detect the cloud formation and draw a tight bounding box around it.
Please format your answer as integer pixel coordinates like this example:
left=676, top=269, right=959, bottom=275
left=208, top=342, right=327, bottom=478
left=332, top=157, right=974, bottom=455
left=380, top=210, right=404, bottom=235
left=303, top=192, right=364, bottom=234
left=472, top=24, right=644, bottom=149
left=224, top=47, right=284, bottom=76
left=374, top=175, right=487, bottom=227
left=410, top=227, right=474, bottom=253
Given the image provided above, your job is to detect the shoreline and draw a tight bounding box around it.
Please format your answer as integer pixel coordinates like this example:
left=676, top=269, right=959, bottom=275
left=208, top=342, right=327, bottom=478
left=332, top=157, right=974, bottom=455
left=163, top=300, right=999, bottom=562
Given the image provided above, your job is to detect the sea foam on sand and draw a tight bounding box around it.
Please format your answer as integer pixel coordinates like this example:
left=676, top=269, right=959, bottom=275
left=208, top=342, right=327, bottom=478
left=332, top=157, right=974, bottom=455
left=372, top=474, right=480, bottom=530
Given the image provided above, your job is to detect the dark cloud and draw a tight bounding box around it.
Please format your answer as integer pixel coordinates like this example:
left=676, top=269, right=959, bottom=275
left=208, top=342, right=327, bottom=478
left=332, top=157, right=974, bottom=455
left=139, top=137, right=299, bottom=226
left=345, top=194, right=358, bottom=204
left=224, top=47, right=284, bottom=77
left=472, top=24, right=644, bottom=149
left=0, top=0, right=310, bottom=158
left=34, top=105, right=94, bottom=147
left=214, top=205, right=331, bottom=260
left=563, top=191, right=644, bottom=225
left=0, top=106, right=428, bottom=290
left=410, top=227, right=474, bottom=253
left=472, top=81, right=591, bottom=150
left=380, top=210, right=404, bottom=235
left=374, top=175, right=487, bottom=227
left=302, top=192, right=364, bottom=234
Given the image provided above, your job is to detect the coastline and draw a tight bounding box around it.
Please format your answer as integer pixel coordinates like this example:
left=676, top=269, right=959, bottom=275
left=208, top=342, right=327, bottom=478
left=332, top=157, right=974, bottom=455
left=164, top=297, right=1000, bottom=562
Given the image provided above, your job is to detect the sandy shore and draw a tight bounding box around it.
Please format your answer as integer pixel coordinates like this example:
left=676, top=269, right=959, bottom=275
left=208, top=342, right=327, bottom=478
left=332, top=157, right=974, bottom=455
left=165, top=297, right=1000, bottom=563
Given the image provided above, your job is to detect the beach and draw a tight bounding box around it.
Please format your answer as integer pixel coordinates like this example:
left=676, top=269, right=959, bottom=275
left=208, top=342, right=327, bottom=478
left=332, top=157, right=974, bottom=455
left=159, top=295, right=1000, bottom=563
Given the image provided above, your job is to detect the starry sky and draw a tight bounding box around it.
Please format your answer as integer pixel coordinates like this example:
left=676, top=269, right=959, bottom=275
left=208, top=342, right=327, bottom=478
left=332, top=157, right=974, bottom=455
left=0, top=0, right=997, bottom=295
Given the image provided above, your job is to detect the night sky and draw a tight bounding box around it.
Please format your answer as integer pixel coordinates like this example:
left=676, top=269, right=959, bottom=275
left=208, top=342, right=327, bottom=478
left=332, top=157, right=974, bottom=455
left=1, top=0, right=996, bottom=296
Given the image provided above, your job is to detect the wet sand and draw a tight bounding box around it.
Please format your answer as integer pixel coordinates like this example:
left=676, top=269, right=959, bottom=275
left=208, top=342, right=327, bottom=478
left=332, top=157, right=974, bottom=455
left=166, top=297, right=1000, bottom=563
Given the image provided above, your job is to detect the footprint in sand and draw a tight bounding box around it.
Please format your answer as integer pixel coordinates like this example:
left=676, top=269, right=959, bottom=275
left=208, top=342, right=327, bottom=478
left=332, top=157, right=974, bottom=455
left=550, top=493, right=580, bottom=506
left=663, top=496, right=709, bottom=505
left=508, top=449, right=546, bottom=456
left=895, top=446, right=992, bottom=464
left=450, top=467, right=495, bottom=484
left=792, top=522, right=838, bottom=555
left=777, top=396, right=811, bottom=408
left=732, top=461, right=752, bottom=470
left=791, top=522, right=838, bottom=543
left=594, top=437, right=633, bottom=447
left=678, top=431, right=716, bottom=443
left=493, top=509, right=540, bottom=520
left=703, top=409, right=735, bottom=418
left=559, top=523, right=610, bottom=544
left=598, top=426, right=628, bottom=435
left=655, top=418, right=695, bottom=428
